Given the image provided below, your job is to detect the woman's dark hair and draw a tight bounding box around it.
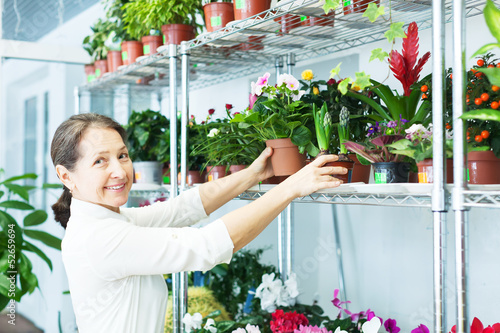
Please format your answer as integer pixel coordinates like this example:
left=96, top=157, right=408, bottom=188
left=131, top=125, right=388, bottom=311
left=50, top=113, right=127, bottom=228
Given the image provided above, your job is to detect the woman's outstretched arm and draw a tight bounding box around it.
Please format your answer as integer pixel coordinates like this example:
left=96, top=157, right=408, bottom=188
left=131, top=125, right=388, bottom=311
left=220, top=154, right=345, bottom=252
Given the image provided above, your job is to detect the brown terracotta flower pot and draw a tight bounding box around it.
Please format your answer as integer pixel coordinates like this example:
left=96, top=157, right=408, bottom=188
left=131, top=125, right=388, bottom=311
left=322, top=154, right=354, bottom=183
left=177, top=170, right=207, bottom=185
left=94, top=59, right=108, bottom=78
left=207, top=165, right=227, bottom=182
left=239, top=35, right=265, bottom=51
left=275, top=14, right=302, bottom=34
left=107, top=50, right=123, bottom=73
left=233, top=0, right=272, bottom=20
left=121, top=41, right=143, bottom=65
left=343, top=0, right=379, bottom=15
left=301, top=11, right=335, bottom=27
left=348, top=154, right=370, bottom=183
left=467, top=150, right=500, bottom=184
left=141, top=35, right=163, bottom=56
left=262, top=176, right=287, bottom=184
left=204, top=2, right=235, bottom=32
left=417, top=158, right=454, bottom=183
left=84, top=64, right=95, bottom=82
left=265, top=138, right=306, bottom=176
left=229, top=165, right=247, bottom=174
left=161, top=24, right=196, bottom=45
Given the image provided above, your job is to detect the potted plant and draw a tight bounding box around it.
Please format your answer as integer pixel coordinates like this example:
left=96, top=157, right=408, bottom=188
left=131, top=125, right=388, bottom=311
left=0, top=170, right=62, bottom=310
left=233, top=0, right=271, bottom=21
left=125, top=110, right=170, bottom=185
left=186, top=116, right=208, bottom=185
left=232, top=72, right=314, bottom=176
left=123, top=0, right=202, bottom=47
left=387, top=124, right=454, bottom=183
left=312, top=102, right=354, bottom=183
left=122, top=1, right=164, bottom=56
left=343, top=117, right=412, bottom=184
left=458, top=0, right=500, bottom=184
left=202, top=0, right=235, bottom=33
left=83, top=18, right=112, bottom=79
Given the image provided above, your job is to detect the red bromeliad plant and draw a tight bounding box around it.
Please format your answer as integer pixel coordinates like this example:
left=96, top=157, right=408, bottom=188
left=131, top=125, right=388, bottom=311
left=347, top=22, right=432, bottom=127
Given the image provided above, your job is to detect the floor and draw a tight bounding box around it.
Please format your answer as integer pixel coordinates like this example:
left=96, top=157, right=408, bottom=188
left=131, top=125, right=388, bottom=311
left=0, top=312, right=43, bottom=333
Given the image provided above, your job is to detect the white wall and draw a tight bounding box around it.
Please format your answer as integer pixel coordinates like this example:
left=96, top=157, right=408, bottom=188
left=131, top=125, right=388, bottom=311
left=2, top=2, right=500, bottom=333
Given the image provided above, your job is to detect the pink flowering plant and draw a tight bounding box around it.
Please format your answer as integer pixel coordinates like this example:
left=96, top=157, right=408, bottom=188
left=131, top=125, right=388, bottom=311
left=387, top=124, right=454, bottom=163
left=232, top=72, right=315, bottom=155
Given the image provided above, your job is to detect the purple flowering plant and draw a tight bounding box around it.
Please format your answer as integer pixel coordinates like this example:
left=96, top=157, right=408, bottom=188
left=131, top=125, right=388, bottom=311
left=342, top=116, right=410, bottom=164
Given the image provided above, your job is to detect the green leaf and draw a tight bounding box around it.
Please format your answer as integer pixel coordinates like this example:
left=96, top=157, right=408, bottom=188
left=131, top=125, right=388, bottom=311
left=0, top=191, right=3, bottom=200
left=329, top=62, right=342, bottom=79
left=370, top=48, right=389, bottom=62
left=42, top=183, right=63, bottom=189
left=2, top=173, right=37, bottom=183
left=3, top=184, right=29, bottom=202
left=385, top=22, right=406, bottom=43
left=0, top=200, right=34, bottom=210
left=460, top=109, right=500, bottom=122
left=353, top=72, right=371, bottom=90
left=290, top=126, right=312, bottom=147
left=338, top=77, right=351, bottom=95
left=484, top=0, right=500, bottom=43
left=23, top=210, right=48, bottom=227
left=478, top=67, right=500, bottom=86
left=323, top=0, right=340, bottom=14
left=24, top=230, right=62, bottom=251
left=471, top=43, right=500, bottom=58
left=23, top=241, right=53, bottom=271
left=0, top=275, right=11, bottom=297
left=362, top=3, right=385, bottom=22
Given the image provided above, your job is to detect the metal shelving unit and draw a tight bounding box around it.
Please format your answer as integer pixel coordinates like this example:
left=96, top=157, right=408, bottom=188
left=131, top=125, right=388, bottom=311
left=75, top=1, right=493, bottom=333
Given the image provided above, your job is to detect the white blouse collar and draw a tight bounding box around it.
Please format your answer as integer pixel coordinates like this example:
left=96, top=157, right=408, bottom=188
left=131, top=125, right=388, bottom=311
left=70, top=198, right=128, bottom=222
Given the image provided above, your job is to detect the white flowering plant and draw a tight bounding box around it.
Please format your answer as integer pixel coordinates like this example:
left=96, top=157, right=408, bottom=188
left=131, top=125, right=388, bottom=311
left=254, top=273, right=299, bottom=313
left=386, top=123, right=454, bottom=163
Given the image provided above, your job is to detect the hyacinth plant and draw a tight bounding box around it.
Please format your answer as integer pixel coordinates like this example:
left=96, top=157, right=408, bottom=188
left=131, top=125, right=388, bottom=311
left=345, top=22, right=432, bottom=127
left=337, top=107, right=350, bottom=156
left=313, top=102, right=333, bottom=156
left=342, top=116, right=409, bottom=164
left=387, top=124, right=454, bottom=163
left=232, top=72, right=315, bottom=155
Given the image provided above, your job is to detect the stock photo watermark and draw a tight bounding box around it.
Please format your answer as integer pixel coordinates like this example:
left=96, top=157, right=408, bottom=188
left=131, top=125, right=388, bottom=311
left=6, top=223, right=17, bottom=326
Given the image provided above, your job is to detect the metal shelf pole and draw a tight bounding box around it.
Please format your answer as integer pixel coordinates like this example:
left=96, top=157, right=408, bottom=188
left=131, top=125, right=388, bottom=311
left=331, top=206, right=347, bottom=312
left=169, top=44, right=183, bottom=333
left=431, top=0, right=448, bottom=332
left=286, top=204, right=294, bottom=278
left=286, top=53, right=296, bottom=76
left=452, top=0, right=470, bottom=331
left=278, top=209, right=287, bottom=280
left=275, top=56, right=284, bottom=83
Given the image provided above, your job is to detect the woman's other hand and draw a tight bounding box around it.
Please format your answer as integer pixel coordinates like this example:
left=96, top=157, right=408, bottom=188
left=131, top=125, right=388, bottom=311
left=247, top=147, right=275, bottom=184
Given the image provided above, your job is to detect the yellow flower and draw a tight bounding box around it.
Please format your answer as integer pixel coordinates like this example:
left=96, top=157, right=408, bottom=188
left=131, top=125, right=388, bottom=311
left=351, top=84, right=361, bottom=91
left=313, top=87, right=320, bottom=95
left=301, top=69, right=314, bottom=81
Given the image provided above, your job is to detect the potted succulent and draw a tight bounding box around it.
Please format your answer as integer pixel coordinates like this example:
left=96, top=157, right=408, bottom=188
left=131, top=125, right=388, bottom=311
left=202, top=0, right=235, bottom=33
left=83, top=18, right=114, bottom=79
left=0, top=170, right=62, bottom=310
left=458, top=0, right=500, bottom=184
left=232, top=72, right=314, bottom=176
left=343, top=117, right=412, bottom=184
left=125, top=110, right=170, bottom=185
left=387, top=124, right=454, bottom=183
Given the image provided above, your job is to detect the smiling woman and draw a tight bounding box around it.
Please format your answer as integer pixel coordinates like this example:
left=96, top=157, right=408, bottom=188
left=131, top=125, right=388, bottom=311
left=50, top=113, right=346, bottom=333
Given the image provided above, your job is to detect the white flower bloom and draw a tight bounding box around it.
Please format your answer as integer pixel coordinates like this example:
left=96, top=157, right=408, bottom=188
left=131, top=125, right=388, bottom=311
left=445, top=129, right=453, bottom=140
left=292, top=90, right=306, bottom=101
left=361, top=317, right=381, bottom=333
left=255, top=273, right=276, bottom=298
left=233, top=281, right=241, bottom=295
left=259, top=288, right=277, bottom=312
left=245, top=324, right=261, bottom=333
left=284, top=273, right=299, bottom=299
left=204, top=319, right=217, bottom=333
left=335, top=327, right=348, bottom=333
left=405, top=124, right=427, bottom=136
left=233, top=328, right=247, bottom=333
left=207, top=128, right=220, bottom=138
left=183, top=313, right=203, bottom=333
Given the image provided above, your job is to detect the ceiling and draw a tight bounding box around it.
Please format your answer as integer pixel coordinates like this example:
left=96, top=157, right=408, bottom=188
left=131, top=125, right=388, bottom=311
left=2, top=0, right=100, bottom=42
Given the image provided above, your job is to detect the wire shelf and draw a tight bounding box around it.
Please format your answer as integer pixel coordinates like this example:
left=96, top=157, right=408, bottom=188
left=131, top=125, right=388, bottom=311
left=463, top=188, right=500, bottom=209
left=78, top=0, right=485, bottom=93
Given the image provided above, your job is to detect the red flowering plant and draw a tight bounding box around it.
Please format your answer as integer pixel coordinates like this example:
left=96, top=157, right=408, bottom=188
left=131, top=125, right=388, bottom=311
left=270, top=310, right=309, bottom=333
left=344, top=22, right=432, bottom=128
left=449, top=317, right=500, bottom=333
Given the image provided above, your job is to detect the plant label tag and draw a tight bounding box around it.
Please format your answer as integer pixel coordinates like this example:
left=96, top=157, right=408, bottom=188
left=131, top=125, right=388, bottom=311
left=374, top=171, right=387, bottom=184
left=95, top=69, right=101, bottom=77
left=235, top=0, right=245, bottom=10
left=87, top=74, right=96, bottom=83
left=135, top=171, right=142, bottom=181
left=163, top=35, right=166, bottom=45
left=122, top=51, right=128, bottom=61
left=143, top=45, right=150, bottom=55
left=418, top=172, right=427, bottom=183
left=211, top=16, right=222, bottom=27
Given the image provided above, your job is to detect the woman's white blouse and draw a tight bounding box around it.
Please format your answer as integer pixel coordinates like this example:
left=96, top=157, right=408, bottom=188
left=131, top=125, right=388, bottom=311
left=62, top=187, right=234, bottom=333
